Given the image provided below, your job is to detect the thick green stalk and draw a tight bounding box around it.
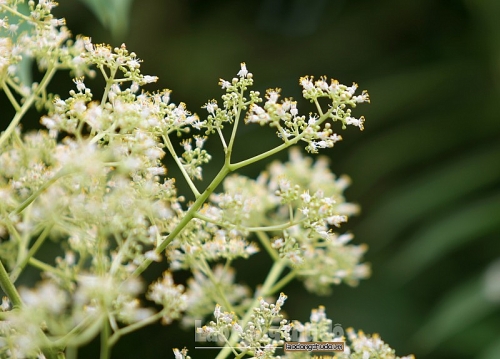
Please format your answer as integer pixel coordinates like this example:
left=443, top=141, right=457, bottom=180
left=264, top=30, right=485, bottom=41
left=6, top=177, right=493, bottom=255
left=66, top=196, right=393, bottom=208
left=132, top=164, right=230, bottom=276
left=100, top=319, right=111, bottom=359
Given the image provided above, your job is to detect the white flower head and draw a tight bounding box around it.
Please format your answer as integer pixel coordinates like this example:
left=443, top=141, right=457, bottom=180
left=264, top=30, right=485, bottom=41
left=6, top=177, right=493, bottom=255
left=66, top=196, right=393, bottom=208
left=214, top=304, right=221, bottom=319
left=237, top=62, right=248, bottom=78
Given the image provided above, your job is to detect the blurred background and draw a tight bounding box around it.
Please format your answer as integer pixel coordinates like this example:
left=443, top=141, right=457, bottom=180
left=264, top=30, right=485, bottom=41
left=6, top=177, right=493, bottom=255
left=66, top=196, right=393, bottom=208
left=5, top=0, right=500, bottom=358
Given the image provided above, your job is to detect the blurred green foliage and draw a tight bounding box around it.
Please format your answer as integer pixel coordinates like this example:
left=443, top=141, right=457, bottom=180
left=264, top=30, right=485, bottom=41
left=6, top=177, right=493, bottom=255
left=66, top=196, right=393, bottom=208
left=2, top=0, right=499, bottom=358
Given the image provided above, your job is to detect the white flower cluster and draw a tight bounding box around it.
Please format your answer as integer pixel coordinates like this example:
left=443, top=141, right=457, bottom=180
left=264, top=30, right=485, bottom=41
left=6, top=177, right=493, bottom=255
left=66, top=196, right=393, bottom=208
left=244, top=74, right=369, bottom=153
left=198, top=294, right=292, bottom=359
left=286, top=307, right=415, bottom=359
left=194, top=148, right=369, bottom=295
left=0, top=2, right=413, bottom=358
left=337, top=329, right=415, bottom=359
left=181, top=265, right=252, bottom=327
left=290, top=306, right=337, bottom=344
left=147, top=271, right=188, bottom=324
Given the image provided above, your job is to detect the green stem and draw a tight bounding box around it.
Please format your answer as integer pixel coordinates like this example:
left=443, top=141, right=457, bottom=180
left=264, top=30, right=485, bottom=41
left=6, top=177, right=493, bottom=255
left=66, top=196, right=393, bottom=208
left=0, top=260, right=23, bottom=308
left=255, top=231, right=279, bottom=262
left=217, top=128, right=228, bottom=151
left=199, top=259, right=234, bottom=313
left=101, top=67, right=118, bottom=105
left=89, top=122, right=117, bottom=145
left=163, top=133, right=201, bottom=198
left=28, top=257, right=67, bottom=278
left=108, top=311, right=165, bottom=346
left=193, top=211, right=304, bottom=233
left=245, top=219, right=305, bottom=232
left=229, top=106, right=334, bottom=171
left=100, top=318, right=111, bottom=359
left=65, top=346, right=78, bottom=359
left=267, top=269, right=297, bottom=295
left=10, top=223, right=54, bottom=283
left=229, top=140, right=294, bottom=171
left=1, top=80, right=21, bottom=111
left=132, top=164, right=230, bottom=277
left=0, top=3, right=33, bottom=21
left=53, top=313, right=105, bottom=348
left=226, top=87, right=245, bottom=159
left=313, top=98, right=325, bottom=117
left=12, top=169, right=69, bottom=215
left=0, top=65, right=57, bottom=148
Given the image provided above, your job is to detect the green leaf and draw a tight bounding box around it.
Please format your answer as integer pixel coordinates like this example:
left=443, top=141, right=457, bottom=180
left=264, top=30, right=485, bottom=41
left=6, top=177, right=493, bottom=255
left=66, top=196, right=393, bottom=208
left=78, top=0, right=135, bottom=39
left=412, top=276, right=496, bottom=353
left=355, top=143, right=500, bottom=251
left=479, top=339, right=500, bottom=359
left=388, top=190, right=500, bottom=282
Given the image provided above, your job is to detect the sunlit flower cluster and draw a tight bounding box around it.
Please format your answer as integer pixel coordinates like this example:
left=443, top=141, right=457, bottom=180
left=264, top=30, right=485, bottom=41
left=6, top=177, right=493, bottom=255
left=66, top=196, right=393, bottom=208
left=198, top=294, right=292, bottom=359
left=0, top=2, right=414, bottom=359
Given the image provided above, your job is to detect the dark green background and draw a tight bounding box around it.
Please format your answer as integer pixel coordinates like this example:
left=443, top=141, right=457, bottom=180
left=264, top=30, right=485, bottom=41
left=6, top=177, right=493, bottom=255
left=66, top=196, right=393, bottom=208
left=4, top=0, right=500, bottom=358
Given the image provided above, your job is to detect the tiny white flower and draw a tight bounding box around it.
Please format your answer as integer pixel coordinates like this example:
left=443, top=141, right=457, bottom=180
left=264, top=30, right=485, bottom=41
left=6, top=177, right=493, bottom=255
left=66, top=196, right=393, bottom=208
left=73, top=77, right=86, bottom=92
left=1, top=297, right=10, bottom=311
left=219, top=78, right=231, bottom=89
left=347, top=82, right=358, bottom=95
left=299, top=76, right=314, bottom=91
left=204, top=101, right=217, bottom=115
left=237, top=62, right=248, bottom=78
left=265, top=89, right=280, bottom=104
left=276, top=292, right=287, bottom=306
left=301, top=190, right=311, bottom=203
left=214, top=304, right=221, bottom=319
left=173, top=348, right=183, bottom=359
left=337, top=233, right=354, bottom=245
left=142, top=75, right=158, bottom=83
left=290, top=102, right=298, bottom=117
left=272, top=238, right=284, bottom=249
left=308, top=115, right=318, bottom=125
